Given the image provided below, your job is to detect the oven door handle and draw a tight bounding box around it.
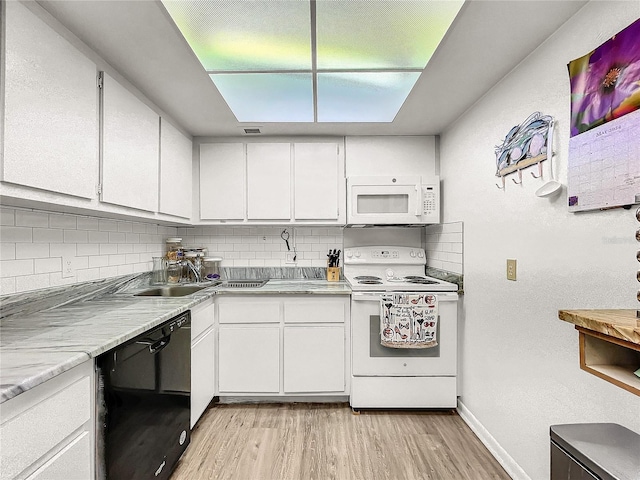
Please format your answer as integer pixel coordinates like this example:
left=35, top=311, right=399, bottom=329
left=351, top=292, right=384, bottom=302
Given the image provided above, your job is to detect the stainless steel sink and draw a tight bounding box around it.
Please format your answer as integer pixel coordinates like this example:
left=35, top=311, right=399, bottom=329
left=222, top=279, right=268, bottom=288
left=134, top=285, right=208, bottom=297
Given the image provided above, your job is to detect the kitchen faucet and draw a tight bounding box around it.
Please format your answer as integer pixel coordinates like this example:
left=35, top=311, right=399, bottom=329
left=182, top=257, right=202, bottom=283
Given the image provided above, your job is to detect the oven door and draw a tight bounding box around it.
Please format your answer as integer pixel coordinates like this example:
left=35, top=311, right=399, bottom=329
left=351, top=291, right=457, bottom=376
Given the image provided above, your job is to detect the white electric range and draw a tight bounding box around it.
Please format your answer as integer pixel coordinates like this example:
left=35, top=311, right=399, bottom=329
left=344, top=246, right=459, bottom=409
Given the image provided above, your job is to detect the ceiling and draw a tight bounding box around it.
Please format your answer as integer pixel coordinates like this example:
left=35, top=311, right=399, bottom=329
left=37, top=0, right=587, bottom=138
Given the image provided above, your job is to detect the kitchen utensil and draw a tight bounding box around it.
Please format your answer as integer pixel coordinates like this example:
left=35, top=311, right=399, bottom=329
left=281, top=229, right=290, bottom=250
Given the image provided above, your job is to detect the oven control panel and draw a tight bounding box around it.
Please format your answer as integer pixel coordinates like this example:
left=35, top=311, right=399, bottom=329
left=344, top=247, right=426, bottom=264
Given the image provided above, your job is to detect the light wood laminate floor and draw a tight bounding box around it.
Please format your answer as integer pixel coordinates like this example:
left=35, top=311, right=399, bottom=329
left=171, top=403, right=510, bottom=480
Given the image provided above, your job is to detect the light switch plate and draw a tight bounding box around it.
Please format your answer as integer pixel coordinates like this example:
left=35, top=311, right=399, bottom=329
left=506, top=259, right=517, bottom=281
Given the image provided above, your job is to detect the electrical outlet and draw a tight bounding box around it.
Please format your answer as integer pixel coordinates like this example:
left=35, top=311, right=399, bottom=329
left=506, top=259, right=517, bottom=281
left=62, top=256, right=76, bottom=278
left=285, top=252, right=296, bottom=264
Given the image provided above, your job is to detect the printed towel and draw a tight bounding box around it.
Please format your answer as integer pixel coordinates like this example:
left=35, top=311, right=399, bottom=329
left=380, top=293, right=438, bottom=348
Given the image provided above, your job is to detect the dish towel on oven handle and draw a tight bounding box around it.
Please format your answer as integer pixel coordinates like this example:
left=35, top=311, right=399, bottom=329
left=380, top=293, right=438, bottom=348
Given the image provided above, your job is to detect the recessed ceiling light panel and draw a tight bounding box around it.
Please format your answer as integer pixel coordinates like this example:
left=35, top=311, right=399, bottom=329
left=210, top=73, right=314, bottom=122
left=162, top=0, right=312, bottom=71
left=316, top=0, right=464, bottom=69
left=317, top=72, right=421, bottom=122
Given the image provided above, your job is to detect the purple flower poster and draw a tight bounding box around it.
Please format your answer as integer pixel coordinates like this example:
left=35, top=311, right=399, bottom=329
left=566, top=19, right=640, bottom=212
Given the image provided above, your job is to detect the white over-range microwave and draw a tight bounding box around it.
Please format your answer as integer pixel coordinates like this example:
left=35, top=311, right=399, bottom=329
left=346, top=175, right=440, bottom=225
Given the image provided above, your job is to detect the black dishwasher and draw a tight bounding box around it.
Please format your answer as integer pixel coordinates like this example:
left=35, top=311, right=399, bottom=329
left=97, top=312, right=191, bottom=480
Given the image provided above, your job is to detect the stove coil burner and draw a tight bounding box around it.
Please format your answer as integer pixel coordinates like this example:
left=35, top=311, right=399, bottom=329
left=358, top=280, right=383, bottom=285
left=354, top=276, right=382, bottom=281
left=407, top=278, right=438, bottom=285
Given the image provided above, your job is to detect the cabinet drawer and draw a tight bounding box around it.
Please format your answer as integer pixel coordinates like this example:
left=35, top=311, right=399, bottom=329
left=1, top=376, right=90, bottom=480
left=191, top=300, right=214, bottom=340
left=26, top=431, right=91, bottom=480
left=284, top=299, right=345, bottom=324
left=219, top=301, right=280, bottom=324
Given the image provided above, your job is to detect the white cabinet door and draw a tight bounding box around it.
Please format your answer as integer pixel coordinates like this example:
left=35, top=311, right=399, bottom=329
left=26, top=431, right=91, bottom=480
left=159, top=119, right=192, bottom=218
left=294, top=143, right=340, bottom=220
left=246, top=143, right=291, bottom=220
left=283, top=326, right=345, bottom=393
left=218, top=326, right=280, bottom=393
left=191, top=329, right=215, bottom=428
left=2, top=2, right=98, bottom=199
left=200, top=143, right=245, bottom=220
left=101, top=72, right=159, bottom=212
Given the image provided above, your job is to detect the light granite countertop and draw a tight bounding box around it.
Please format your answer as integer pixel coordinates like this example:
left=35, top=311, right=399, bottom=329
left=0, top=274, right=351, bottom=403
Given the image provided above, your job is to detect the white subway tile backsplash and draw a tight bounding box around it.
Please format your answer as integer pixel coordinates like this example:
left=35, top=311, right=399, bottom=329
left=63, top=229, right=88, bottom=244
left=88, top=255, right=110, bottom=268
left=0, top=207, right=174, bottom=295
left=424, top=221, right=463, bottom=274
left=0, top=243, right=16, bottom=261
left=16, top=210, right=49, bottom=228
left=1, top=277, right=16, bottom=294
left=16, top=273, right=50, bottom=292
left=32, top=228, right=63, bottom=243
left=16, top=243, right=50, bottom=259
left=77, top=243, right=100, bottom=256
left=50, top=243, right=77, bottom=257
left=38, top=260, right=61, bottom=278
left=49, top=214, right=77, bottom=229
left=76, top=217, right=99, bottom=231
left=1, top=259, right=34, bottom=276
left=1, top=226, right=33, bottom=243
left=0, top=208, right=15, bottom=226
left=108, top=232, right=126, bottom=244
left=99, top=219, right=119, bottom=232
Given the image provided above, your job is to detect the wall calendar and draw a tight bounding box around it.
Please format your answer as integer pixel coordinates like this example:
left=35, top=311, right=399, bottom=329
left=567, top=18, right=640, bottom=212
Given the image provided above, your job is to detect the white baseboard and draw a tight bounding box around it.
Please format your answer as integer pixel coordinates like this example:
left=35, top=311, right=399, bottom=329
left=457, top=399, right=531, bottom=480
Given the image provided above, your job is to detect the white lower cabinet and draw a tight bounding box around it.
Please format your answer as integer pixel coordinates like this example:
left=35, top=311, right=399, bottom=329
left=0, top=361, right=94, bottom=480
left=283, top=326, right=345, bottom=393
left=190, top=300, right=215, bottom=428
left=218, top=326, right=280, bottom=393
left=216, top=295, right=350, bottom=396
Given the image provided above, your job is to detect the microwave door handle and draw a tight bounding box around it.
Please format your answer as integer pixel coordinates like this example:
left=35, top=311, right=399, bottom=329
left=415, top=184, right=422, bottom=216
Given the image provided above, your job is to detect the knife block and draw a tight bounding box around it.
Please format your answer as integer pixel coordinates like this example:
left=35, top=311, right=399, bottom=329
left=326, top=267, right=340, bottom=282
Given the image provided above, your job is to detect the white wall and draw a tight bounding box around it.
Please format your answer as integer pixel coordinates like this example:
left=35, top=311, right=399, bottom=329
left=440, top=2, right=640, bottom=479
left=0, top=206, right=175, bottom=295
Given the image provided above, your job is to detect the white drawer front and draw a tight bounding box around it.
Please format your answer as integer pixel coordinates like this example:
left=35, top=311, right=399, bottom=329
left=0, top=376, right=90, bottom=480
left=26, top=431, right=91, bottom=480
left=218, top=301, right=279, bottom=324
left=191, top=300, right=214, bottom=341
left=284, top=299, right=345, bottom=324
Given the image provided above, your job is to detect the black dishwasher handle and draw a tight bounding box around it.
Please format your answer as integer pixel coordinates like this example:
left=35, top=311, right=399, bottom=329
left=136, top=334, right=171, bottom=354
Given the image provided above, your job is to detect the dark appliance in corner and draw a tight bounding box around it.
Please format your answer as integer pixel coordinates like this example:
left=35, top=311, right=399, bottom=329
left=97, top=311, right=191, bottom=480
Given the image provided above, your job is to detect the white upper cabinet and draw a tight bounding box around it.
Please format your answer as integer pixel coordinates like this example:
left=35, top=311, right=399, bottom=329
left=159, top=119, right=192, bottom=219
left=101, top=72, right=159, bottom=212
left=294, top=143, right=342, bottom=221
left=198, top=140, right=345, bottom=224
left=200, top=143, right=245, bottom=220
left=247, top=143, right=291, bottom=220
left=2, top=1, right=98, bottom=199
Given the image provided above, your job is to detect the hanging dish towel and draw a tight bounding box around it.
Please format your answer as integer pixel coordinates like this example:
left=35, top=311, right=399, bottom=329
left=380, top=293, right=438, bottom=348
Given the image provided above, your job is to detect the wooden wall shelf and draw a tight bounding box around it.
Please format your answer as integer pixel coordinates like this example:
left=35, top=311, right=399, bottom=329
left=559, top=309, right=640, bottom=396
